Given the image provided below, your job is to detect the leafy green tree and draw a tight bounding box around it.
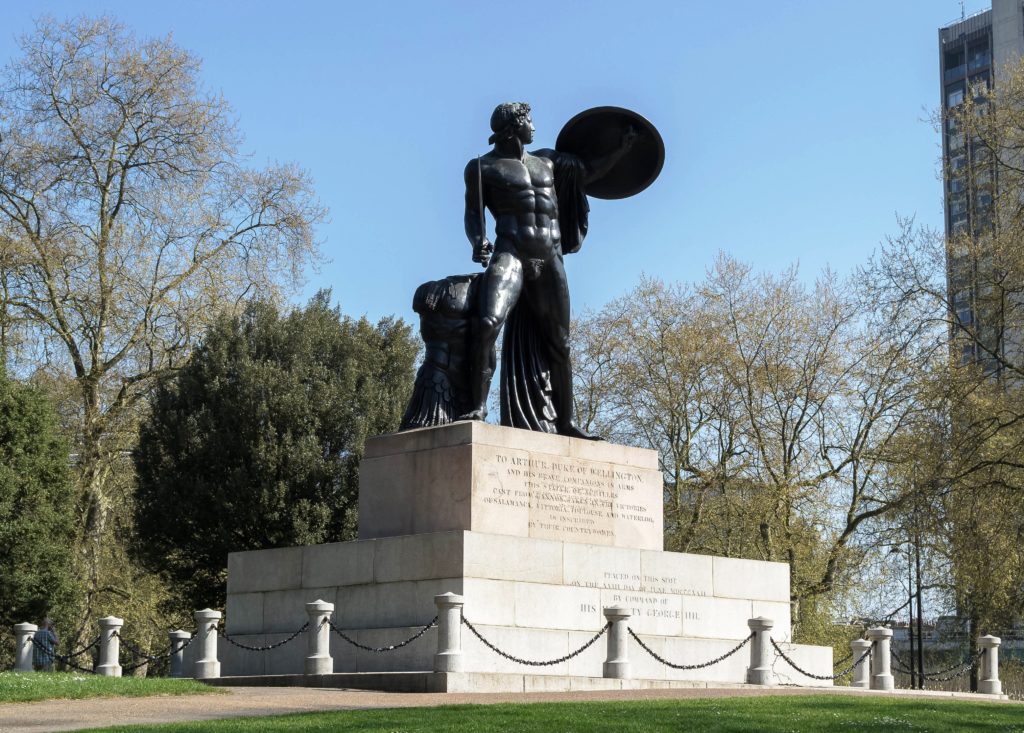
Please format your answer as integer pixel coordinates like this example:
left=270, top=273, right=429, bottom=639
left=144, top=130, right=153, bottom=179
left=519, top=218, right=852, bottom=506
left=133, top=292, right=416, bottom=610
left=0, top=369, right=77, bottom=665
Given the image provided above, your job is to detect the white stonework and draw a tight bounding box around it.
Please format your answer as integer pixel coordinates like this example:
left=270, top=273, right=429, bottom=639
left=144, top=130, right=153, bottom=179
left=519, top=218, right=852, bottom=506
left=359, top=422, right=663, bottom=550
left=221, top=423, right=833, bottom=687
left=224, top=529, right=826, bottom=682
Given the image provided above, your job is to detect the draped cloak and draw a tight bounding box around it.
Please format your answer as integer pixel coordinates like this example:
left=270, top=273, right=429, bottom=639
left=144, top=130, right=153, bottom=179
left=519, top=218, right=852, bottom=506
left=499, top=151, right=589, bottom=433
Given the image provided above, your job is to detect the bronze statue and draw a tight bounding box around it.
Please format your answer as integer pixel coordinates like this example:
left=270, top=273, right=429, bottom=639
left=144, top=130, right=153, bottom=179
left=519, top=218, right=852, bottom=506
left=400, top=273, right=487, bottom=430
left=400, top=103, right=663, bottom=436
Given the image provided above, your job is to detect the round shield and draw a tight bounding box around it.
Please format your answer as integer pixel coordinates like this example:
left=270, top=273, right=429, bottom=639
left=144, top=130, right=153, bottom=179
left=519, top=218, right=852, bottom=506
left=555, top=106, right=664, bottom=200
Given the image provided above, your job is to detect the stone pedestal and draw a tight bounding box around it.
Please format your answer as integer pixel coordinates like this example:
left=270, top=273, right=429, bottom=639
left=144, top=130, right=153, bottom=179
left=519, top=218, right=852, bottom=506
left=866, top=627, right=894, bottom=691
left=433, top=593, right=464, bottom=673
left=850, top=638, right=872, bottom=689
left=14, top=623, right=37, bottom=672
left=745, top=617, right=775, bottom=686
left=358, top=422, right=664, bottom=550
left=602, top=605, right=632, bottom=679
left=169, top=630, right=191, bottom=678
left=304, top=600, right=334, bottom=675
left=978, top=635, right=1002, bottom=695
left=194, top=609, right=222, bottom=679
left=96, top=617, right=124, bottom=677
left=222, top=423, right=833, bottom=687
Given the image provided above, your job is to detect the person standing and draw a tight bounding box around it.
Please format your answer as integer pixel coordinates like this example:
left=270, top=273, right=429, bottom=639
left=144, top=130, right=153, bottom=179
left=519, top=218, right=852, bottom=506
left=33, top=617, right=59, bottom=671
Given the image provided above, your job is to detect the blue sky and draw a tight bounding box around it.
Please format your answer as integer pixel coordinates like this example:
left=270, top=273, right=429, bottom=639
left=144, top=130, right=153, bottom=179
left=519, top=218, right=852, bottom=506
left=0, top=1, right=989, bottom=323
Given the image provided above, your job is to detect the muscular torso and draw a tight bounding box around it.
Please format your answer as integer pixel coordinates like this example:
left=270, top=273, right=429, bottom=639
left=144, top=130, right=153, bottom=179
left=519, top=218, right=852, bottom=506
left=480, top=152, right=562, bottom=259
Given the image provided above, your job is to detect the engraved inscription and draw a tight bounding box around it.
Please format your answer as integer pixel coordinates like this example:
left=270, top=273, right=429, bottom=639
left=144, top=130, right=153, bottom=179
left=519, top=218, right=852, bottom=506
left=481, top=452, right=657, bottom=542
left=581, top=573, right=708, bottom=593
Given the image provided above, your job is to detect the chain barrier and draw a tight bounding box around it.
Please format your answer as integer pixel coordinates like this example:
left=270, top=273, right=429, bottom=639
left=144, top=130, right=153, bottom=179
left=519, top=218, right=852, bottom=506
left=891, top=646, right=984, bottom=682
left=115, top=631, right=196, bottom=673
left=462, top=617, right=610, bottom=667
left=217, top=621, right=309, bottom=652
left=628, top=629, right=753, bottom=670
left=327, top=616, right=437, bottom=653
left=29, top=634, right=100, bottom=674
left=770, top=638, right=871, bottom=681
left=30, top=634, right=101, bottom=662
left=114, top=631, right=195, bottom=663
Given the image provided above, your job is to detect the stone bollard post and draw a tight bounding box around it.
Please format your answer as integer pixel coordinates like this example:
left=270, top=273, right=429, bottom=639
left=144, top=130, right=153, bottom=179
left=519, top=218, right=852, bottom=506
left=14, top=623, right=37, bottom=672
left=746, top=617, right=775, bottom=686
left=168, top=630, right=191, bottom=678
left=193, top=609, right=222, bottom=679
left=866, top=627, right=894, bottom=691
left=978, top=635, right=1002, bottom=695
left=850, top=638, right=872, bottom=689
left=96, top=617, right=124, bottom=677
left=602, top=605, right=632, bottom=679
left=305, top=599, right=334, bottom=675
left=433, top=593, right=465, bottom=673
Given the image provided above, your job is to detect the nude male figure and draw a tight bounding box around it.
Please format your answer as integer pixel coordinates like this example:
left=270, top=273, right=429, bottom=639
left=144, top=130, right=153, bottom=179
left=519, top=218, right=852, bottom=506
left=460, top=102, right=634, bottom=438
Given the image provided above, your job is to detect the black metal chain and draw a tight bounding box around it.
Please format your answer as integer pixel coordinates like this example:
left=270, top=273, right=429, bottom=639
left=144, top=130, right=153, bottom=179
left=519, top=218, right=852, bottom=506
left=833, top=650, right=853, bottom=666
left=115, top=630, right=196, bottom=663
left=328, top=617, right=437, bottom=653
left=217, top=621, right=309, bottom=651
left=462, top=618, right=610, bottom=667
left=28, top=635, right=100, bottom=674
left=114, top=631, right=195, bottom=663
left=891, top=646, right=984, bottom=681
left=122, top=658, right=159, bottom=674
left=771, top=638, right=871, bottom=681
left=629, top=629, right=753, bottom=670
left=29, top=634, right=101, bottom=662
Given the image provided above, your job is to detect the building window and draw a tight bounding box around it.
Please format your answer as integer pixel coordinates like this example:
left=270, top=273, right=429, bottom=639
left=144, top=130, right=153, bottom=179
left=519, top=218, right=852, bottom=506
left=950, top=177, right=966, bottom=194
left=947, top=87, right=965, bottom=107
left=968, top=44, right=991, bottom=71
left=945, top=49, right=967, bottom=81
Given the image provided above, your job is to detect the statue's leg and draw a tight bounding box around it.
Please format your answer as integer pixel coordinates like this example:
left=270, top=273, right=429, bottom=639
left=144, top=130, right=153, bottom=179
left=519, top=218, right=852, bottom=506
left=531, top=256, right=602, bottom=440
left=461, top=250, right=522, bottom=421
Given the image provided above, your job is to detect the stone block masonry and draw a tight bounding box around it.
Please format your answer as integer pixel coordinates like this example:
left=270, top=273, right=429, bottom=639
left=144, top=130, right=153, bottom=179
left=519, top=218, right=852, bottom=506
left=222, top=423, right=831, bottom=684
left=224, top=528, right=801, bottom=677
left=358, top=422, right=663, bottom=550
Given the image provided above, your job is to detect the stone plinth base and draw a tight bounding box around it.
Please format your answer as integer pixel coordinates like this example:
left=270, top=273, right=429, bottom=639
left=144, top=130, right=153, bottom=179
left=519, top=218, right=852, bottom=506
left=359, top=422, right=664, bottom=550
left=223, top=425, right=833, bottom=687
left=223, top=530, right=832, bottom=684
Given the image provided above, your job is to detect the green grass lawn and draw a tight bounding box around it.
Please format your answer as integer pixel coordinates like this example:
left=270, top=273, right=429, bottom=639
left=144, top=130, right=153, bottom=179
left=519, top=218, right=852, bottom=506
left=77, top=695, right=1024, bottom=733
left=0, top=671, right=219, bottom=703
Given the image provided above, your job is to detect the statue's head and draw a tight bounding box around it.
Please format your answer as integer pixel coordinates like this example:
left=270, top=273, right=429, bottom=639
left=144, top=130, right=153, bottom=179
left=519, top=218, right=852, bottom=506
left=489, top=102, right=533, bottom=145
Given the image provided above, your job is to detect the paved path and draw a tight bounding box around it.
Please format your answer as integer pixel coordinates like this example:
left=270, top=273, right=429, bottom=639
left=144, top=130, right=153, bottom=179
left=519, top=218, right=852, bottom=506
left=1, top=685, right=1016, bottom=732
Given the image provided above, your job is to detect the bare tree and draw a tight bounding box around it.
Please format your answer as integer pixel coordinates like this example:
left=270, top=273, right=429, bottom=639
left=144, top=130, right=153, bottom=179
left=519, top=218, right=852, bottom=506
left=572, top=256, right=946, bottom=639
left=0, top=16, right=325, bottom=626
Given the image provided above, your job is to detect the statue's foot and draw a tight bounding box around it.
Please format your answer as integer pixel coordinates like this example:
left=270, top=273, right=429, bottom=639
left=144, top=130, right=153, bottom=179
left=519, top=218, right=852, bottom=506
left=558, top=423, right=604, bottom=441
left=457, top=408, right=488, bottom=422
